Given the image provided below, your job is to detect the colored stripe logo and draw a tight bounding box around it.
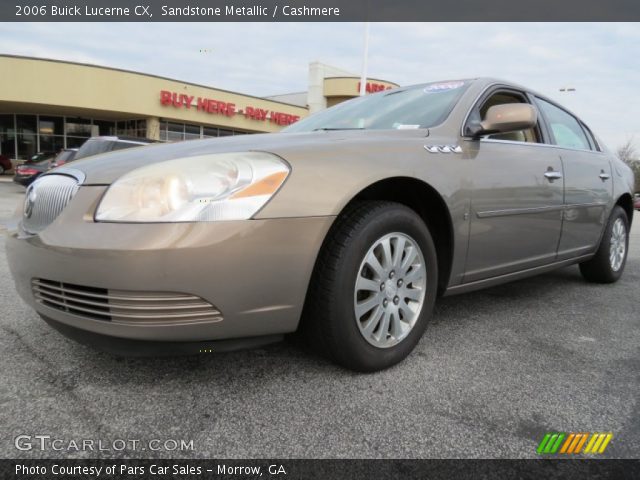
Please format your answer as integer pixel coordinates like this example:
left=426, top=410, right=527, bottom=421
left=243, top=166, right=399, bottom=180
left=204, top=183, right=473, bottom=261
left=537, top=432, right=612, bottom=454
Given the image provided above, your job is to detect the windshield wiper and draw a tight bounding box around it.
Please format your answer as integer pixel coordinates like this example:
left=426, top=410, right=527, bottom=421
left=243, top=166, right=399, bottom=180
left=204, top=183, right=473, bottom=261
left=312, top=127, right=365, bottom=131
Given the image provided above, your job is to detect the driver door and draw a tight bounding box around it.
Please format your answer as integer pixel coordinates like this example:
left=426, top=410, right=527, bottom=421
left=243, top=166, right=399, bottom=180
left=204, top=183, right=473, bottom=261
left=463, top=89, right=564, bottom=283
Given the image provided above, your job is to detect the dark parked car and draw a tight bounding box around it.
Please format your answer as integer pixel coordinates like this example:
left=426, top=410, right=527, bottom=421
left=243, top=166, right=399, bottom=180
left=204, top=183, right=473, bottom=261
left=0, top=154, right=13, bottom=174
left=14, top=151, right=63, bottom=186
left=73, top=136, right=156, bottom=161
left=50, top=148, right=78, bottom=168
left=13, top=159, right=51, bottom=186
left=13, top=138, right=153, bottom=187
left=634, top=194, right=640, bottom=211
left=25, top=151, right=57, bottom=164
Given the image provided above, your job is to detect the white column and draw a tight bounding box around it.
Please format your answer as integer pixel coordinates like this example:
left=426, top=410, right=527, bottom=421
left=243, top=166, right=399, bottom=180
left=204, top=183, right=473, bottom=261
left=145, top=117, right=160, bottom=140
left=307, top=62, right=327, bottom=114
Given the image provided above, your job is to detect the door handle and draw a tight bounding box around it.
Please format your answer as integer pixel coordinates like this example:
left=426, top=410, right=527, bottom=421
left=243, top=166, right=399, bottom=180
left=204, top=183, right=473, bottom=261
left=544, top=170, right=563, bottom=181
left=599, top=170, right=611, bottom=181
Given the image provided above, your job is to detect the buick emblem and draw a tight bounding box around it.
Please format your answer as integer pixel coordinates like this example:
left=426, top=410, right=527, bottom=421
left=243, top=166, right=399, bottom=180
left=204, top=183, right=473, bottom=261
left=24, top=187, right=36, bottom=219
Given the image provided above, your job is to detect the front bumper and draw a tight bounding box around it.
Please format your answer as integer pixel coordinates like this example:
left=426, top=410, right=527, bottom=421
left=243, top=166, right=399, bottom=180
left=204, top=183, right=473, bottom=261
left=41, top=316, right=285, bottom=356
left=7, top=185, right=334, bottom=345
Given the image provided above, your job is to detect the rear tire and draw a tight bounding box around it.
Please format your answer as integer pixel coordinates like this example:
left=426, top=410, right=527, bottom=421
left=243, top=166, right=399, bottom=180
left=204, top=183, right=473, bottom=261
left=579, top=206, right=629, bottom=283
left=303, top=201, right=438, bottom=372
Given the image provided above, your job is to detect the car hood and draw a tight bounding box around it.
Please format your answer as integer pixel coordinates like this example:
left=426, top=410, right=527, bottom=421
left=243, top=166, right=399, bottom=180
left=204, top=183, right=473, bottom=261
left=53, top=129, right=430, bottom=185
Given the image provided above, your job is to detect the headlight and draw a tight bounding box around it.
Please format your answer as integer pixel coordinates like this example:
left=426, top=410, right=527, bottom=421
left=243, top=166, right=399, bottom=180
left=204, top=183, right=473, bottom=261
left=95, top=152, right=289, bottom=222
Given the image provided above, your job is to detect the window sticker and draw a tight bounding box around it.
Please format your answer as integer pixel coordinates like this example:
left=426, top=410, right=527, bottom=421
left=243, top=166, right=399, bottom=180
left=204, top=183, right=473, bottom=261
left=424, top=81, right=465, bottom=93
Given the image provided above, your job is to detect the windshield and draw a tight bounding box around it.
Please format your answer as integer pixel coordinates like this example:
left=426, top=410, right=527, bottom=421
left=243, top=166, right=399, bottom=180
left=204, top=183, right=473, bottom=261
left=284, top=80, right=469, bottom=133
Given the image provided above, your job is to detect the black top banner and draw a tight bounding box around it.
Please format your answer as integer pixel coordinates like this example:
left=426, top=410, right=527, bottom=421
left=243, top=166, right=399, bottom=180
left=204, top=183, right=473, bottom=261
left=4, top=0, right=640, bottom=22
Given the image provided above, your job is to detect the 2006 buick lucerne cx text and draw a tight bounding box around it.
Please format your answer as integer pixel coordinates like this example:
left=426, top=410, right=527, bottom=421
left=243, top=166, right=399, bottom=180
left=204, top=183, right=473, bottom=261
left=6, top=78, right=635, bottom=371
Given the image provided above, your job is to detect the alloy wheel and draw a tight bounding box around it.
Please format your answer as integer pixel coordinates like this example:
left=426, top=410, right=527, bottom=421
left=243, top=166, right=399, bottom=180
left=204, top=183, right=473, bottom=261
left=353, top=232, right=427, bottom=348
left=609, top=218, right=626, bottom=272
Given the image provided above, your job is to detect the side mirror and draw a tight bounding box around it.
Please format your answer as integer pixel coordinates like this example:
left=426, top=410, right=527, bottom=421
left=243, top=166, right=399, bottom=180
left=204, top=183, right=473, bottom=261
left=473, top=103, right=537, bottom=138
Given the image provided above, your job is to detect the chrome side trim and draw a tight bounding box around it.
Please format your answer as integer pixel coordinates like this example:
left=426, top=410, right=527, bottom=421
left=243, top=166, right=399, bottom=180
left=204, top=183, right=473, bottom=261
left=476, top=205, right=564, bottom=218
left=564, top=201, right=608, bottom=209
left=477, top=137, right=606, bottom=155
left=476, top=202, right=607, bottom=219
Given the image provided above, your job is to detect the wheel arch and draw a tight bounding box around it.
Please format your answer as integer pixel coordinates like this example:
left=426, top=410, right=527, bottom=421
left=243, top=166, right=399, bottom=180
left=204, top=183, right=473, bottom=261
left=319, top=176, right=455, bottom=295
left=348, top=177, right=454, bottom=293
left=616, top=193, right=634, bottom=225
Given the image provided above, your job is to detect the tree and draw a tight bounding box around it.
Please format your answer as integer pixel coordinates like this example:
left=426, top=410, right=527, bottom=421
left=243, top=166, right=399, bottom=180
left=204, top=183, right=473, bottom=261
left=616, top=138, right=640, bottom=193
left=617, top=137, right=637, bottom=164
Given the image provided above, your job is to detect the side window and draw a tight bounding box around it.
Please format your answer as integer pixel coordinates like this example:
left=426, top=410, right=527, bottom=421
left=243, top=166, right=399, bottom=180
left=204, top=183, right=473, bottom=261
left=580, top=122, right=600, bottom=151
left=467, top=91, right=540, bottom=143
left=535, top=98, right=591, bottom=150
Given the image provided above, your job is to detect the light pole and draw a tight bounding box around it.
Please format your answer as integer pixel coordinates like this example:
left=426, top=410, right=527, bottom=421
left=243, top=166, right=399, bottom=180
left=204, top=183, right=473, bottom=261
left=359, top=22, right=370, bottom=97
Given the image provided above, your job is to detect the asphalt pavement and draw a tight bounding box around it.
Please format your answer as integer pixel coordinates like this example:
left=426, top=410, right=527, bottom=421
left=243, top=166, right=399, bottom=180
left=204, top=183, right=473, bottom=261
left=0, top=177, right=638, bottom=459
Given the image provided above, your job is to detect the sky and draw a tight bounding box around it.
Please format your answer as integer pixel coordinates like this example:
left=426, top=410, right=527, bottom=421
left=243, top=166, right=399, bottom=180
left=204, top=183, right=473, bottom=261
left=1, top=22, right=638, bottom=149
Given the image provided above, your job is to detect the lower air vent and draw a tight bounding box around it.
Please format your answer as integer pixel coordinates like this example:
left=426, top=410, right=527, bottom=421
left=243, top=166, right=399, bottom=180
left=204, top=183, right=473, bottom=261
left=32, top=279, right=223, bottom=325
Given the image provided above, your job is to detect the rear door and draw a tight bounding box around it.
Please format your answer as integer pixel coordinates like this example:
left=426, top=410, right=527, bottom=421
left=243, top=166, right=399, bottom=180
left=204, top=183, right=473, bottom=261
left=463, top=88, right=564, bottom=283
left=534, top=97, right=612, bottom=259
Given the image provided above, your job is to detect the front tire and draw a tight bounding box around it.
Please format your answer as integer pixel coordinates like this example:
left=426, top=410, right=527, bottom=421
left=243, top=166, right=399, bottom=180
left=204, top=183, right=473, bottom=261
left=304, top=201, right=438, bottom=372
left=579, top=206, right=629, bottom=283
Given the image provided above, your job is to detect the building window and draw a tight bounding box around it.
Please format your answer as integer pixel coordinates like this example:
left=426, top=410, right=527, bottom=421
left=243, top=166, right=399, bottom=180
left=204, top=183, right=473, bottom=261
left=93, top=119, right=116, bottom=136
left=39, top=116, right=64, bottom=136
left=66, top=117, right=96, bottom=150
left=184, top=123, right=200, bottom=141
left=16, top=115, right=38, bottom=160
left=202, top=127, right=218, bottom=138
left=164, top=122, right=183, bottom=141
left=65, top=117, right=94, bottom=137
left=39, top=116, right=65, bottom=153
left=0, top=114, right=122, bottom=160
left=160, top=120, right=250, bottom=142
left=0, top=114, right=15, bottom=159
left=116, top=119, right=146, bottom=138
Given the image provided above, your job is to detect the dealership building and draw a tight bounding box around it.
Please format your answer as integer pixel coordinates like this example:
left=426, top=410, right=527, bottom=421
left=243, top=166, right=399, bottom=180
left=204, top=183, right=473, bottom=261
left=0, top=55, right=398, bottom=163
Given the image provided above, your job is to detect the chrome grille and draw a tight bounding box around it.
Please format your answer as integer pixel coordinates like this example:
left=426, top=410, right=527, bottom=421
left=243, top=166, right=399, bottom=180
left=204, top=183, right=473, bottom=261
left=32, top=279, right=223, bottom=325
left=23, top=174, right=80, bottom=234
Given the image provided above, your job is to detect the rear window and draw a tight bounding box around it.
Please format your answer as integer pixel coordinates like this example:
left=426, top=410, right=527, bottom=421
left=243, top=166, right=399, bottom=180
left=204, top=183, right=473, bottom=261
left=535, top=97, right=591, bottom=150
left=74, top=139, right=115, bottom=160
left=55, top=150, right=76, bottom=162
left=75, top=139, right=148, bottom=160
